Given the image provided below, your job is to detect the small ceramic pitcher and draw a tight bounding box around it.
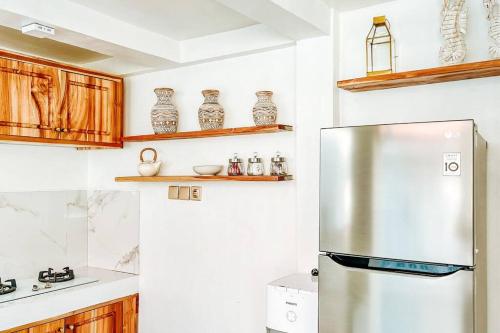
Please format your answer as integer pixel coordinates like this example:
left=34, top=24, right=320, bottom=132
left=138, top=148, right=161, bottom=177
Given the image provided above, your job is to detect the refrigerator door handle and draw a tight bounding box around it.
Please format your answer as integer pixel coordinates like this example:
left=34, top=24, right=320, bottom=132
left=328, top=253, right=470, bottom=277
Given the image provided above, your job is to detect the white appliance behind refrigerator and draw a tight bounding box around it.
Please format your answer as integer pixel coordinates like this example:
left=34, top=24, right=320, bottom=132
left=266, top=274, right=318, bottom=333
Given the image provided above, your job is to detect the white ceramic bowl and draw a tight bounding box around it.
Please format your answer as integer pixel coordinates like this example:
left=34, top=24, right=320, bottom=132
left=193, top=165, right=224, bottom=176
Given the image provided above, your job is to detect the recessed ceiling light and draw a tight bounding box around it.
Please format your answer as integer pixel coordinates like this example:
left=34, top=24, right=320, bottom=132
left=21, top=23, right=55, bottom=38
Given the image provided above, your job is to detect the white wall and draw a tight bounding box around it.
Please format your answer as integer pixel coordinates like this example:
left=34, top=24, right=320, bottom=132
left=0, top=144, right=87, bottom=192
left=0, top=144, right=87, bottom=278
left=0, top=146, right=139, bottom=280
left=295, top=36, right=335, bottom=272
left=87, top=47, right=300, bottom=333
left=336, top=0, right=500, bottom=331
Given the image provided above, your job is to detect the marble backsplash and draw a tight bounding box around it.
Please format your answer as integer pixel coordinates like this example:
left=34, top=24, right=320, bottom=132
left=0, top=190, right=139, bottom=280
left=88, top=191, right=140, bottom=274
left=0, top=191, right=88, bottom=279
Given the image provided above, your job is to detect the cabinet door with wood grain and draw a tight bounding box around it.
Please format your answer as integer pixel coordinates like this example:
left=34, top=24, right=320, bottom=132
left=59, top=71, right=121, bottom=145
left=0, top=58, right=59, bottom=139
left=64, top=302, right=123, bottom=333
left=122, top=294, right=138, bottom=333
left=14, top=319, right=65, bottom=333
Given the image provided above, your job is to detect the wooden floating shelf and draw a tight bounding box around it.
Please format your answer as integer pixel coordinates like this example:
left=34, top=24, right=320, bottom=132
left=115, top=175, right=293, bottom=182
left=337, top=59, right=500, bottom=92
left=123, top=124, right=293, bottom=142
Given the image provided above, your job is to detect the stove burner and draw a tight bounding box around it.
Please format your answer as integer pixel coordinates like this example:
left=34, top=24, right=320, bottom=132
left=38, top=267, right=74, bottom=283
left=0, top=278, right=17, bottom=295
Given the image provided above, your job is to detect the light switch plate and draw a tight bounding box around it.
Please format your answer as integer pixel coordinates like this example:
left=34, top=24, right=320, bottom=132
left=190, top=186, right=202, bottom=201
left=179, top=186, right=190, bottom=200
left=168, top=186, right=179, bottom=200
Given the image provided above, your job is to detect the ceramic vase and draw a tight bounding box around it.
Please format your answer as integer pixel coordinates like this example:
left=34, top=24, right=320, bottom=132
left=252, top=91, right=277, bottom=126
left=151, top=88, right=178, bottom=134
left=198, top=89, right=224, bottom=130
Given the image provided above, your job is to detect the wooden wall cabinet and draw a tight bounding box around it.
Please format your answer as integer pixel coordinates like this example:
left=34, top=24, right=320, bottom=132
left=8, top=294, right=137, bottom=333
left=59, top=72, right=121, bottom=145
left=0, top=58, right=59, bottom=140
left=0, top=50, right=123, bottom=148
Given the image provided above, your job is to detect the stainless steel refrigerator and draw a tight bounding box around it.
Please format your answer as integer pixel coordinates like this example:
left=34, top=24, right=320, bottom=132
left=319, top=120, right=487, bottom=333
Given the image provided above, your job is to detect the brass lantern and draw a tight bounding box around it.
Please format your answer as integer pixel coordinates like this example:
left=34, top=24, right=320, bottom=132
left=366, top=16, right=395, bottom=76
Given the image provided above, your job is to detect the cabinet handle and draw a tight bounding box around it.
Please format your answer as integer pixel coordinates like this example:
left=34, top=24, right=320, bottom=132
left=55, top=128, right=61, bottom=132
left=57, top=328, right=64, bottom=333
left=67, top=324, right=75, bottom=330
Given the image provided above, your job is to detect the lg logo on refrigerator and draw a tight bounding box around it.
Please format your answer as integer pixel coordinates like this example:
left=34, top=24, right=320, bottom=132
left=443, top=152, right=461, bottom=176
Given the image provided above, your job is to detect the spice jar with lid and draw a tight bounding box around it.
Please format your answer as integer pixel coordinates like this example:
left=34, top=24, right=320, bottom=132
left=270, top=151, right=288, bottom=176
left=247, top=152, right=265, bottom=176
left=228, top=153, right=244, bottom=176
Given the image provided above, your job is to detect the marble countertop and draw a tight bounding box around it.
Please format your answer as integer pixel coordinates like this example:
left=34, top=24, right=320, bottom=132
left=0, top=267, right=139, bottom=331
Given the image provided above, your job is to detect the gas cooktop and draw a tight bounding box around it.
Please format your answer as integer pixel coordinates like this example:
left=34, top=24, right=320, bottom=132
left=0, top=267, right=98, bottom=304
left=0, top=278, right=16, bottom=296
left=38, top=267, right=75, bottom=283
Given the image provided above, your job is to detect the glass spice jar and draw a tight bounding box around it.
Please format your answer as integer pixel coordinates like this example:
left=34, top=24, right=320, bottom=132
left=228, top=153, right=244, bottom=176
left=270, top=151, right=288, bottom=176
left=247, top=153, right=264, bottom=176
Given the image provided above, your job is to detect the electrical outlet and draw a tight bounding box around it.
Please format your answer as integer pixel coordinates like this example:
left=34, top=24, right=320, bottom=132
left=179, top=186, right=191, bottom=200
left=168, top=186, right=179, bottom=200
left=190, top=186, right=202, bottom=201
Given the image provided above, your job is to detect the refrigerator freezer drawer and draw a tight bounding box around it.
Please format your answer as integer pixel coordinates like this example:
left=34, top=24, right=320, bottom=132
left=320, top=120, right=476, bottom=266
left=319, top=255, right=474, bottom=333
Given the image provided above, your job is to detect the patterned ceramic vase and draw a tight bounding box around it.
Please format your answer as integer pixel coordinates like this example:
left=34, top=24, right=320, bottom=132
left=151, top=88, right=178, bottom=134
left=198, top=89, right=224, bottom=130
left=252, top=91, right=277, bottom=126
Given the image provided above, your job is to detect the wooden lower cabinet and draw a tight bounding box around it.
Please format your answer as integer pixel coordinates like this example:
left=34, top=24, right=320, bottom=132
left=65, top=303, right=122, bottom=333
left=121, top=294, right=138, bottom=333
left=9, top=295, right=137, bottom=333
left=14, top=319, right=65, bottom=333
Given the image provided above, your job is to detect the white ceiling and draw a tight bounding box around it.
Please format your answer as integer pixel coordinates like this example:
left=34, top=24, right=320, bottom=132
left=0, top=0, right=330, bottom=74
left=68, top=0, right=257, bottom=40
left=0, top=25, right=110, bottom=65
left=323, top=0, right=397, bottom=11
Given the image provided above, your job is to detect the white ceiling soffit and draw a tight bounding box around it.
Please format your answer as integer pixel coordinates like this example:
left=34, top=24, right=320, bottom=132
left=322, top=0, right=399, bottom=11
left=216, top=0, right=331, bottom=40
left=0, top=0, right=331, bottom=74
left=181, top=24, right=294, bottom=63
left=67, top=0, right=258, bottom=41
left=0, top=6, right=176, bottom=75
left=0, top=0, right=180, bottom=58
left=0, top=25, right=110, bottom=65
